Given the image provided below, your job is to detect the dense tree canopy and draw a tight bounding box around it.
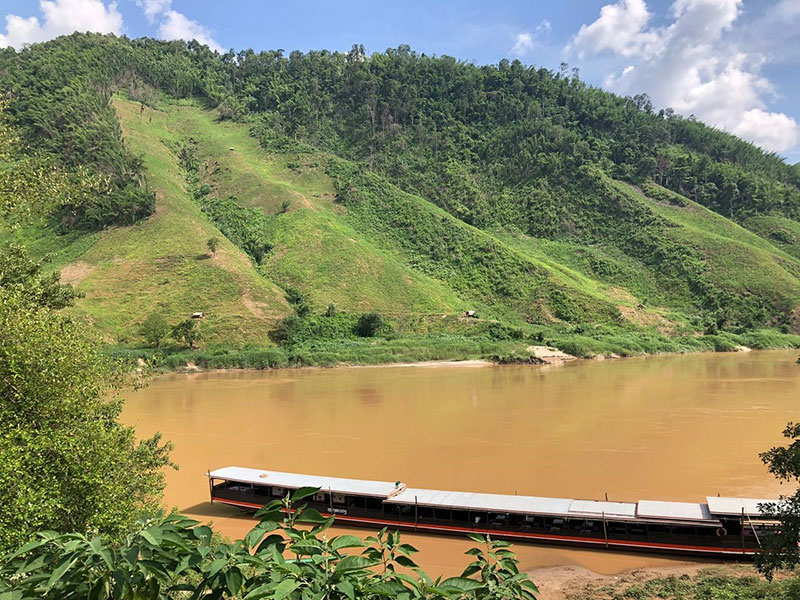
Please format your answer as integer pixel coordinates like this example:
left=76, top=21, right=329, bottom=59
left=1, top=34, right=798, bottom=232
left=0, top=244, right=172, bottom=554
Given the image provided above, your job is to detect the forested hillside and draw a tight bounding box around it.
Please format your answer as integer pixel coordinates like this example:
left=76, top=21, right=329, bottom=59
left=2, top=33, right=800, bottom=365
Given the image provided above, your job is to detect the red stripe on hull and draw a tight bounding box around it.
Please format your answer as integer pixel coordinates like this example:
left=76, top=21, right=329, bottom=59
left=210, top=496, right=755, bottom=558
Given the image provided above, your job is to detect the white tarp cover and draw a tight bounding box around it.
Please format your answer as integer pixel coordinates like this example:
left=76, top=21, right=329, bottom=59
left=706, top=496, right=774, bottom=517
left=568, top=500, right=637, bottom=518
left=208, top=466, right=402, bottom=497
left=638, top=500, right=715, bottom=523
left=386, top=488, right=574, bottom=516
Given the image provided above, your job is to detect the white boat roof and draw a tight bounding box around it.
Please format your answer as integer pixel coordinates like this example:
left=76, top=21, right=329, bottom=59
left=706, top=496, right=774, bottom=517
left=569, top=500, right=637, bottom=518
left=387, top=488, right=579, bottom=516
left=208, top=466, right=402, bottom=497
left=208, top=466, right=777, bottom=522
left=637, top=500, right=714, bottom=523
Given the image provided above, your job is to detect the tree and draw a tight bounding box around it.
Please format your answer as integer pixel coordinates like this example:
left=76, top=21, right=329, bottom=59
left=139, top=312, right=170, bottom=348
left=355, top=312, right=384, bottom=337
left=206, top=236, right=219, bottom=255
left=756, top=422, right=800, bottom=579
left=0, top=243, right=82, bottom=309
left=172, top=318, right=201, bottom=349
left=0, top=248, right=172, bottom=554
left=285, top=286, right=312, bottom=317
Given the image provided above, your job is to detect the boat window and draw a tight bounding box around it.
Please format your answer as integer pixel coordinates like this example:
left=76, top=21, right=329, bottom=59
left=313, top=492, right=326, bottom=503
left=272, top=486, right=285, bottom=497
left=490, top=513, right=508, bottom=525
left=332, top=493, right=346, bottom=505
left=365, top=497, right=383, bottom=511
left=470, top=512, right=486, bottom=524
left=452, top=510, right=469, bottom=523
left=347, top=495, right=365, bottom=509
left=418, top=506, right=434, bottom=520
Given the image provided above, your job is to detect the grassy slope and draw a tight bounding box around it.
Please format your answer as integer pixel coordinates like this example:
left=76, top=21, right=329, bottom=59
left=158, top=103, right=470, bottom=315
left=6, top=99, right=292, bottom=346
left=631, top=183, right=800, bottom=315
left=744, top=215, right=800, bottom=260
left=156, top=101, right=649, bottom=327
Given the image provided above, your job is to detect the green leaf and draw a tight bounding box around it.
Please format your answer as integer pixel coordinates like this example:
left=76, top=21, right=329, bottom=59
left=461, top=565, right=481, bottom=577
left=521, top=579, right=540, bottom=592
left=394, top=555, right=418, bottom=568
left=274, top=579, right=300, bottom=600
left=225, top=568, right=243, bottom=595
left=439, top=577, right=483, bottom=592
left=44, top=555, right=77, bottom=592
left=397, top=543, right=419, bottom=554
left=243, top=582, right=275, bottom=600
left=206, top=558, right=227, bottom=579
left=88, top=577, right=109, bottom=600
left=291, top=486, right=320, bottom=502
left=335, top=555, right=377, bottom=574
left=254, top=505, right=283, bottom=521
left=140, top=526, right=164, bottom=547
left=4, top=537, right=51, bottom=561
left=309, top=516, right=335, bottom=535
left=193, top=525, right=213, bottom=545
left=256, top=534, right=285, bottom=554
left=335, top=580, right=355, bottom=600
left=466, top=533, right=485, bottom=543
left=294, top=508, right=328, bottom=524
left=123, top=545, right=139, bottom=566
left=330, top=535, right=366, bottom=552
left=367, top=581, right=409, bottom=595
left=245, top=521, right=278, bottom=550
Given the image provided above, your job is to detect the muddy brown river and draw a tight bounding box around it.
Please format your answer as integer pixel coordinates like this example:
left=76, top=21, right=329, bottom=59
left=121, top=350, right=800, bottom=576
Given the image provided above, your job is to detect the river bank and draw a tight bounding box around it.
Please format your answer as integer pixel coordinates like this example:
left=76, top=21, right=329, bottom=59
left=111, top=328, right=800, bottom=373
left=530, top=562, right=797, bottom=600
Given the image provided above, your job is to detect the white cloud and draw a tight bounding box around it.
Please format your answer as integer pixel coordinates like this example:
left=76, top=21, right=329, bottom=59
left=136, top=0, right=171, bottom=23
left=511, top=33, right=534, bottom=57
left=0, top=0, right=122, bottom=49
left=569, top=0, right=663, bottom=59
left=158, top=9, right=222, bottom=53
left=568, top=0, right=800, bottom=153
left=510, top=19, right=552, bottom=58
left=134, top=0, right=223, bottom=53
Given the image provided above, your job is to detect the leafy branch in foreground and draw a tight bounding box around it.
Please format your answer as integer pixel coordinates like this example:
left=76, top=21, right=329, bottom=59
left=756, top=422, right=800, bottom=580
left=0, top=488, right=538, bottom=600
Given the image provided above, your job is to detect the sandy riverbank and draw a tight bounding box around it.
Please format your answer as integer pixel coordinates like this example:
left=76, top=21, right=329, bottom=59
left=529, top=562, right=750, bottom=600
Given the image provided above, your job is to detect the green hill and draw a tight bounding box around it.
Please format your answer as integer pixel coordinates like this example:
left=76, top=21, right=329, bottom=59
left=2, top=34, right=800, bottom=365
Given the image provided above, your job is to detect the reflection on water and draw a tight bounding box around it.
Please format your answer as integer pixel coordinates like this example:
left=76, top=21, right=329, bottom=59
left=121, top=350, right=800, bottom=575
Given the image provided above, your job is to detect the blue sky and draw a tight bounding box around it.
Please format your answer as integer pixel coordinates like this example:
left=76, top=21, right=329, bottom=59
left=1, top=0, right=799, bottom=162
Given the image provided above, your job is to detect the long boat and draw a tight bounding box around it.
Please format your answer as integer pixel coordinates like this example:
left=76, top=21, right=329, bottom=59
left=207, top=466, right=776, bottom=558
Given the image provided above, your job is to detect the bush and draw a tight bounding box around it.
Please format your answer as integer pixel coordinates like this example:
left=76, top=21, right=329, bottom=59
left=269, top=314, right=303, bottom=345
left=354, top=312, right=385, bottom=337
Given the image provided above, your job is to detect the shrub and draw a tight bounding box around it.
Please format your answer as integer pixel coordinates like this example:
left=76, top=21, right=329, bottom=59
left=354, top=312, right=385, bottom=337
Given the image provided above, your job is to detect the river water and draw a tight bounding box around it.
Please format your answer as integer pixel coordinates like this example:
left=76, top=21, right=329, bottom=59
left=121, top=350, right=800, bottom=575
